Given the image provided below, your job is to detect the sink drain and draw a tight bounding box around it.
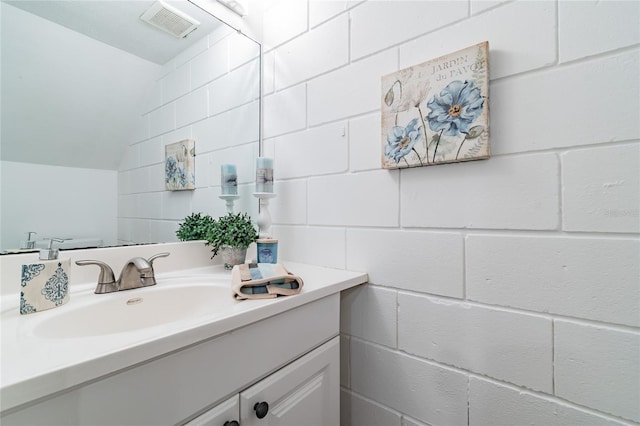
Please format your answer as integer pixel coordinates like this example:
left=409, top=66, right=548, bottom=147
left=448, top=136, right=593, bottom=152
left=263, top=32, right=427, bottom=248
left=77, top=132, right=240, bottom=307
left=126, top=297, right=144, bottom=306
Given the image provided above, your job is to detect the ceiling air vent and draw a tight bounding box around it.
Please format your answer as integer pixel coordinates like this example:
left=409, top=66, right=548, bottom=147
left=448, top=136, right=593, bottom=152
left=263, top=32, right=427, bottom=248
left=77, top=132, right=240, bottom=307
left=140, top=1, right=200, bottom=38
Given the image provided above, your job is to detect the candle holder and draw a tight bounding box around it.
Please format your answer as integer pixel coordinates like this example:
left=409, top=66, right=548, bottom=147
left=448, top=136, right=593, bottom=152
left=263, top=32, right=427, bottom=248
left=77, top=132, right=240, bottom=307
left=219, top=194, right=241, bottom=213
left=253, top=192, right=277, bottom=239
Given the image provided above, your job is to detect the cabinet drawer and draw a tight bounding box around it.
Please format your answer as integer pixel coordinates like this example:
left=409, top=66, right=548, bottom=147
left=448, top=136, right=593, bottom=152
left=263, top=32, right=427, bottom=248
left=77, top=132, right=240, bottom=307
left=185, top=395, right=239, bottom=426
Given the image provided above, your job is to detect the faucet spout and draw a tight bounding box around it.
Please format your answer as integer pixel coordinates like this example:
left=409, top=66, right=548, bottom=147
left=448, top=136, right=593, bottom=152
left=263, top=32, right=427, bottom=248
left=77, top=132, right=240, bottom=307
left=118, top=257, right=154, bottom=290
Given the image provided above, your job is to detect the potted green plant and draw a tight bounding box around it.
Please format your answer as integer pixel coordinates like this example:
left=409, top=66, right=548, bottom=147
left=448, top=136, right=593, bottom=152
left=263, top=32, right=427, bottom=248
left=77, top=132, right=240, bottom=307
left=176, top=212, right=215, bottom=242
left=205, top=212, right=258, bottom=269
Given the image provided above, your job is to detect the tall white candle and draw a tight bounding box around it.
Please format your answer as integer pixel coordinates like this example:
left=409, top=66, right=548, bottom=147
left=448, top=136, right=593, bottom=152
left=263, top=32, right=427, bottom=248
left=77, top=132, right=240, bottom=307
left=255, top=157, right=273, bottom=193
left=221, top=164, right=238, bottom=195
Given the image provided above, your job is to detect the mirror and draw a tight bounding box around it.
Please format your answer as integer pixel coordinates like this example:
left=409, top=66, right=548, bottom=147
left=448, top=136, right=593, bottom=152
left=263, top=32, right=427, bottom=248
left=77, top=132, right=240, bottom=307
left=1, top=0, right=261, bottom=253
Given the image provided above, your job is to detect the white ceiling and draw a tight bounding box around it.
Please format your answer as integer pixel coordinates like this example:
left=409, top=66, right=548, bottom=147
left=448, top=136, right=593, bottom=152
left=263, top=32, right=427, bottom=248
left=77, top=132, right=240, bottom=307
left=2, top=0, right=224, bottom=65
left=0, top=0, right=232, bottom=170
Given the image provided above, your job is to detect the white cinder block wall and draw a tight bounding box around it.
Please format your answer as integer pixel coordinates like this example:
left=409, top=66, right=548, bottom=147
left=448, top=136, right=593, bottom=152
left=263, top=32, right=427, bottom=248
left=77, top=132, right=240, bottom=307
left=117, top=26, right=261, bottom=245
left=260, top=1, right=640, bottom=425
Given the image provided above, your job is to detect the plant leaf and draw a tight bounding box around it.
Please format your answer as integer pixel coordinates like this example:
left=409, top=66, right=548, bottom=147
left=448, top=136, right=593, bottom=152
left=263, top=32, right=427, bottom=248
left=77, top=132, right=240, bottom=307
left=465, top=125, right=485, bottom=139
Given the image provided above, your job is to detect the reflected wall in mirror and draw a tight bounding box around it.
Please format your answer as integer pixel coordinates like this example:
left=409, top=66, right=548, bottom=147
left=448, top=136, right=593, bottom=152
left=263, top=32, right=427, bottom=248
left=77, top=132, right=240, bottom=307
left=1, top=0, right=261, bottom=253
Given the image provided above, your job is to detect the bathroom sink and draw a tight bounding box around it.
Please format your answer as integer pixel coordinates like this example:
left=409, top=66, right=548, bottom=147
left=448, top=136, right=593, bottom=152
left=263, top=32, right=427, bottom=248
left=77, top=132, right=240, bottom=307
left=32, top=283, right=235, bottom=338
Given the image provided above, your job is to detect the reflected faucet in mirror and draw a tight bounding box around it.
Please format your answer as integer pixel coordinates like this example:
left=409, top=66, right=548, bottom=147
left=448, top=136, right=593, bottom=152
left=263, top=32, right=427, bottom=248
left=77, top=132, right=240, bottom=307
left=76, top=253, right=170, bottom=294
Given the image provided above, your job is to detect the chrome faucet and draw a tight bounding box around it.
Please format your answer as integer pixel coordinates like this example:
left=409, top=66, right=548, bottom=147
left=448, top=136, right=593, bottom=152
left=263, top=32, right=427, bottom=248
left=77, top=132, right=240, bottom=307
left=76, top=253, right=170, bottom=294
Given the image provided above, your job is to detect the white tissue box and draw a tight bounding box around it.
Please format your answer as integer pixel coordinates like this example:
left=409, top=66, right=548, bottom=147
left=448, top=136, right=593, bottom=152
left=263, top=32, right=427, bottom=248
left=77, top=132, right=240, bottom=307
left=20, top=259, right=70, bottom=315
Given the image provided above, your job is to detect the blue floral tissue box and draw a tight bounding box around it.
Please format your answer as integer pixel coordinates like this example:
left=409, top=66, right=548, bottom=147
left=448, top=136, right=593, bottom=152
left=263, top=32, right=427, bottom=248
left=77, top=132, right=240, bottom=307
left=20, top=259, right=70, bottom=315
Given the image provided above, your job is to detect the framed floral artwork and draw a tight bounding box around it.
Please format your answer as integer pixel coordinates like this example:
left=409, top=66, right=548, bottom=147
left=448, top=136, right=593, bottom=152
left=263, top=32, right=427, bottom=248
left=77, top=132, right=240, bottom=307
left=381, top=41, right=490, bottom=169
left=165, top=139, right=195, bottom=190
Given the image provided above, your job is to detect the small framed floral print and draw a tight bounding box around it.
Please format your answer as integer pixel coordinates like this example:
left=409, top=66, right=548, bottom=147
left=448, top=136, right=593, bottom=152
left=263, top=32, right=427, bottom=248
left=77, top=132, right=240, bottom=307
left=381, top=41, right=490, bottom=169
left=165, top=139, right=195, bottom=190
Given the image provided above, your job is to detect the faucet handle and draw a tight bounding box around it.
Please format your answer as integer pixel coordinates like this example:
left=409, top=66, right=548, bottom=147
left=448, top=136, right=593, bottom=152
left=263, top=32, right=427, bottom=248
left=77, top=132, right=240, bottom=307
left=75, top=260, right=117, bottom=294
left=147, top=252, right=170, bottom=269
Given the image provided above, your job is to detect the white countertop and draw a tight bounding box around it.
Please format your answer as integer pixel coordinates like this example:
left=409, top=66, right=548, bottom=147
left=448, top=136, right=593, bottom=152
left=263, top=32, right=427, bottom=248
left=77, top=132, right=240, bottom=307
left=0, top=261, right=367, bottom=412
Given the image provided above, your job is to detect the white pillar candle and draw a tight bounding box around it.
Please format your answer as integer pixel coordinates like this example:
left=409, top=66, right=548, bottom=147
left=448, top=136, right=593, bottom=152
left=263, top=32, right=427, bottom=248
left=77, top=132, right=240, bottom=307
left=255, top=157, right=273, bottom=193
left=221, top=164, right=238, bottom=195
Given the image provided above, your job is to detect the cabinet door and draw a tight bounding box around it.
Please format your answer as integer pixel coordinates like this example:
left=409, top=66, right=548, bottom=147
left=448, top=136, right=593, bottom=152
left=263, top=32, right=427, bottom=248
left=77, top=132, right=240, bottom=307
left=184, top=395, right=239, bottom=426
left=240, top=336, right=340, bottom=426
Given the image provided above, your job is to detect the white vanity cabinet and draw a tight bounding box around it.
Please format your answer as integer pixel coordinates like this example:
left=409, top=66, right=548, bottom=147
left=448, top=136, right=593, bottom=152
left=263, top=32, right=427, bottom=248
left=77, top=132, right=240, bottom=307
left=189, top=336, right=339, bottom=426
left=1, top=294, right=342, bottom=425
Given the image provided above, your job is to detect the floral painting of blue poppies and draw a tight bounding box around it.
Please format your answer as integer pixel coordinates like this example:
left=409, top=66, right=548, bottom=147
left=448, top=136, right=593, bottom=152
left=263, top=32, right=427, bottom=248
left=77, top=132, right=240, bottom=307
left=165, top=139, right=196, bottom=190
left=382, top=42, right=490, bottom=169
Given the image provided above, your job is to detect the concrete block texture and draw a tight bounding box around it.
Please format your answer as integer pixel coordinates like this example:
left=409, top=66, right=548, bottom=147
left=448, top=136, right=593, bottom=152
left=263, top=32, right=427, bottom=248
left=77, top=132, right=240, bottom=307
left=555, top=320, right=640, bottom=422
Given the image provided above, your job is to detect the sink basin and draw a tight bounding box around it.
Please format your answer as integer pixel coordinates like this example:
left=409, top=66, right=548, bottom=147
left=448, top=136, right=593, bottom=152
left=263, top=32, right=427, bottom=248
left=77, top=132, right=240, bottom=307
left=32, top=283, right=234, bottom=338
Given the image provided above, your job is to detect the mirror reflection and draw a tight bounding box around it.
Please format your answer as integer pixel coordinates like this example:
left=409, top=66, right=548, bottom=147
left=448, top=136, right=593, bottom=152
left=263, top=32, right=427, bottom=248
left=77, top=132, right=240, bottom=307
left=1, top=0, right=261, bottom=253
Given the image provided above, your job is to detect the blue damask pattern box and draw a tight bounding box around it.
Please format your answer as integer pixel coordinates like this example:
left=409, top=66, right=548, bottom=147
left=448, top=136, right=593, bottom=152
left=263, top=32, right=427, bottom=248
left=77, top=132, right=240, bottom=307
left=20, top=259, right=70, bottom=315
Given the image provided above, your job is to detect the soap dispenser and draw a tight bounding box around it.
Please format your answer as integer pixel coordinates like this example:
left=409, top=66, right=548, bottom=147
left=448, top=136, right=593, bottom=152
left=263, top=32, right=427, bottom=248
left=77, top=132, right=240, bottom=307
left=20, top=231, right=37, bottom=250
left=20, top=238, right=71, bottom=315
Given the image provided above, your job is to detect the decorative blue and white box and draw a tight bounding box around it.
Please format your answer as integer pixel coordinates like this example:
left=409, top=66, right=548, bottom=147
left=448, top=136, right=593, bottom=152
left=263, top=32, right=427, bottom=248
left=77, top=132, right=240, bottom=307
left=20, top=259, right=70, bottom=315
